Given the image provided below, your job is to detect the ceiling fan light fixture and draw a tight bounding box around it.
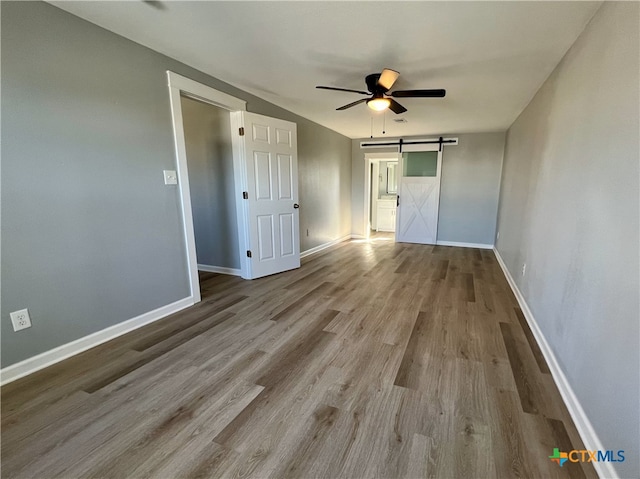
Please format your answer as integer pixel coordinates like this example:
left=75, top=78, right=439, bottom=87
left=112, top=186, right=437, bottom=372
left=367, top=97, right=391, bottom=111
left=317, top=69, right=445, bottom=115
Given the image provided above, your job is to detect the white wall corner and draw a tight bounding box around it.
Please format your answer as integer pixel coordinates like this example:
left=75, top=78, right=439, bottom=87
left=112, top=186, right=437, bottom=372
left=492, top=248, right=618, bottom=479
left=0, top=296, right=194, bottom=386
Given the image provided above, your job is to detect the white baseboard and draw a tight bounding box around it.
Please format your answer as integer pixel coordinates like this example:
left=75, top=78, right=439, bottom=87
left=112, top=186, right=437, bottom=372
left=0, top=296, right=194, bottom=386
left=300, top=234, right=352, bottom=259
left=197, top=264, right=242, bottom=276
left=436, top=240, right=494, bottom=249
left=493, top=248, right=616, bottom=479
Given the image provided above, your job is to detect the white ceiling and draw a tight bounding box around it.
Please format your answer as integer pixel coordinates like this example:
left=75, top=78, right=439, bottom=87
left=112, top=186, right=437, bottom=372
left=50, top=1, right=601, bottom=139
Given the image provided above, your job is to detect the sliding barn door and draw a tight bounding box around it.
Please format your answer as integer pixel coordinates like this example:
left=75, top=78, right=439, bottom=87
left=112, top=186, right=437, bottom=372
left=396, top=147, right=443, bottom=245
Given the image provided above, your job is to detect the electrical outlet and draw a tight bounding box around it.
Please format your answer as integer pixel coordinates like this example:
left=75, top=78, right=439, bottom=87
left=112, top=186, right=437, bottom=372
left=522, top=263, right=527, bottom=276
left=10, top=309, right=32, bottom=332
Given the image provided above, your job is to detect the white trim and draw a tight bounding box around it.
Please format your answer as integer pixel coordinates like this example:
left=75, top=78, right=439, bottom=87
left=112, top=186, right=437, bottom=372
left=300, top=235, right=351, bottom=259
left=197, top=264, right=242, bottom=276
left=230, top=111, right=252, bottom=279
left=364, top=152, right=402, bottom=160
left=166, top=71, right=248, bottom=293
left=436, top=240, right=494, bottom=249
left=493, top=248, right=617, bottom=479
left=0, top=297, right=194, bottom=386
left=167, top=72, right=246, bottom=112
left=167, top=81, right=200, bottom=303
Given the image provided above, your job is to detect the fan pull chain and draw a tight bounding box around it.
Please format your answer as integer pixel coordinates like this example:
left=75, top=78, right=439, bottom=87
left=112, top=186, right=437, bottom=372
left=382, top=111, right=386, bottom=135
left=370, top=116, right=373, bottom=139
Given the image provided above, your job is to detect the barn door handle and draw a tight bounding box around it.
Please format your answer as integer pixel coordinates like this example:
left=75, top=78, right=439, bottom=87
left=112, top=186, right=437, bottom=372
left=293, top=203, right=300, bottom=209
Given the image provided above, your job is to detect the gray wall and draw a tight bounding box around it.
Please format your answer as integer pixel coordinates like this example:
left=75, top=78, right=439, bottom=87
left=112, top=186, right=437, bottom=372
left=351, top=132, right=505, bottom=245
left=495, top=3, right=639, bottom=477
left=1, top=1, right=352, bottom=368
left=296, top=122, right=352, bottom=249
left=180, top=96, right=239, bottom=270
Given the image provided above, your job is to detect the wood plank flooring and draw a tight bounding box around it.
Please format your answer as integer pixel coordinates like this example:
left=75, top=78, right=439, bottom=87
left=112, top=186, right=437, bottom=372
left=1, top=235, right=596, bottom=478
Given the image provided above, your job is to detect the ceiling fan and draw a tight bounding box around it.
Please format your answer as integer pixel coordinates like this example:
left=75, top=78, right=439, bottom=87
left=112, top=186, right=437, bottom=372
left=316, top=68, right=445, bottom=114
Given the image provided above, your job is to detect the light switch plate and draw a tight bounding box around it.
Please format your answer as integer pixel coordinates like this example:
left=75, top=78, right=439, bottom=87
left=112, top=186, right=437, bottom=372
left=163, top=170, right=177, bottom=185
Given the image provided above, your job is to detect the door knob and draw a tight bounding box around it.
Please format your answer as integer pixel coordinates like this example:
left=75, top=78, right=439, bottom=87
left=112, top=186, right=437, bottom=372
left=293, top=203, right=300, bottom=209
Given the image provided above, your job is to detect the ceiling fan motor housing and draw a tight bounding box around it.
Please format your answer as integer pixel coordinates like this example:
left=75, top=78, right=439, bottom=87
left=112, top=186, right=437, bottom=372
left=366, top=73, right=385, bottom=93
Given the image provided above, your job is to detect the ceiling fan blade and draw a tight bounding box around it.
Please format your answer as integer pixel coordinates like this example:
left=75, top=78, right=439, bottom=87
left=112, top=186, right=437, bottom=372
left=316, top=86, right=370, bottom=95
left=378, top=68, right=400, bottom=91
left=390, top=89, right=446, bottom=98
left=337, top=98, right=368, bottom=110
left=388, top=99, right=407, bottom=114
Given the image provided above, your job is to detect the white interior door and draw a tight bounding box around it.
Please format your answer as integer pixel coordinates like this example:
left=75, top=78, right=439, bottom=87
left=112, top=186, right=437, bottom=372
left=232, top=111, right=300, bottom=279
left=396, top=146, right=443, bottom=244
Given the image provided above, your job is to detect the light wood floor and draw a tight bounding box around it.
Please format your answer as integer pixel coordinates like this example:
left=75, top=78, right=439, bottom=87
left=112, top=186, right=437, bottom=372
left=1, top=237, right=596, bottom=478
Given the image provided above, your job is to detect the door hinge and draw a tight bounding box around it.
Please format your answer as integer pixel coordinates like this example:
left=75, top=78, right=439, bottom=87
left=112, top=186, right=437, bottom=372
left=239, top=127, right=245, bottom=136
left=246, top=250, right=252, bottom=258
left=242, top=191, right=248, bottom=200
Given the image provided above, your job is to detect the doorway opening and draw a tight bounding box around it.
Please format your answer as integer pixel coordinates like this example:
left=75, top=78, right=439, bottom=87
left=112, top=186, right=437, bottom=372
left=167, top=71, right=246, bottom=303
left=180, top=95, right=240, bottom=281
left=364, top=153, right=401, bottom=241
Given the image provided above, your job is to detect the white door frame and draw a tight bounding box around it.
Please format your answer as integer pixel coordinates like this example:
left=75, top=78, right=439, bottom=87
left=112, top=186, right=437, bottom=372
left=166, top=71, right=246, bottom=303
left=363, top=152, right=401, bottom=239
